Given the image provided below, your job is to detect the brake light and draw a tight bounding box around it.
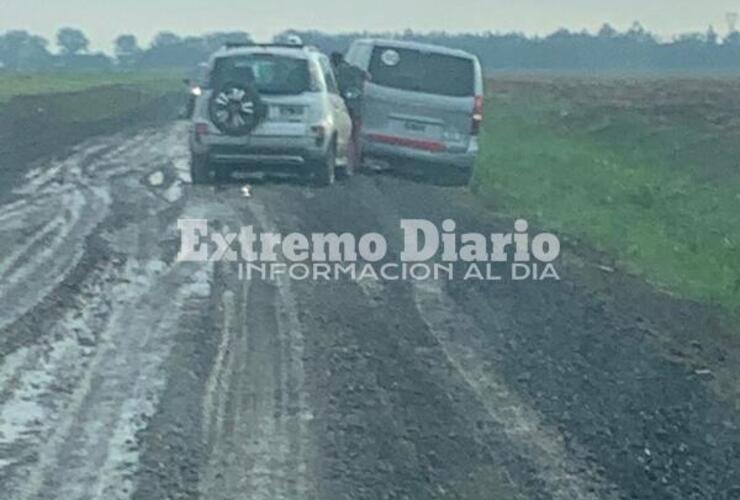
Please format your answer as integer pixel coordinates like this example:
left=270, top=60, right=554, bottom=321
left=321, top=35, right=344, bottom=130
left=366, top=133, right=446, bottom=152
left=471, top=95, right=483, bottom=135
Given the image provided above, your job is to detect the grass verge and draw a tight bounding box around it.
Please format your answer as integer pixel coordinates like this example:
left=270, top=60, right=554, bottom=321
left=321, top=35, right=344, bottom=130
left=0, top=71, right=180, bottom=104
left=474, top=76, right=740, bottom=312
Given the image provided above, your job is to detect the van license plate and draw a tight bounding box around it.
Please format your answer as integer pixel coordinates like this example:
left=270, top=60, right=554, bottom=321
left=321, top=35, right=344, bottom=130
left=404, top=121, right=426, bottom=132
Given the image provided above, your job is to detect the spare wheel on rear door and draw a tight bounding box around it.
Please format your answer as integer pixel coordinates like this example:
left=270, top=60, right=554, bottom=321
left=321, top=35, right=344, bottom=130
left=209, top=82, right=266, bottom=136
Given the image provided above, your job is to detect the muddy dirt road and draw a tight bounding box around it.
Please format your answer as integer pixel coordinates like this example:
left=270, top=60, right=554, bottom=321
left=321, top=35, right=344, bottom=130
left=1, top=123, right=739, bottom=500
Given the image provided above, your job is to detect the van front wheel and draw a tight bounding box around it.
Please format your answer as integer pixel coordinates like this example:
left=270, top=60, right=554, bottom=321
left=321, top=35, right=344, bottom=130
left=431, top=164, right=473, bottom=187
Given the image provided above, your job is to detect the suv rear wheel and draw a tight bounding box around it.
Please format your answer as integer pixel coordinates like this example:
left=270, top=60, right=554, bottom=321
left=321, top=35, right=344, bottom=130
left=313, top=141, right=336, bottom=187
left=190, top=154, right=212, bottom=185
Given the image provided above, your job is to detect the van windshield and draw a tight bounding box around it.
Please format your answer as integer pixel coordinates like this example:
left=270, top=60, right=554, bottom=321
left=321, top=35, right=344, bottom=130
left=210, top=54, right=310, bottom=95
left=368, top=46, right=474, bottom=97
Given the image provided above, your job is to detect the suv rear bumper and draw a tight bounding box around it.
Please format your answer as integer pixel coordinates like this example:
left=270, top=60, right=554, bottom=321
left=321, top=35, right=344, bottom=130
left=191, top=135, right=328, bottom=168
left=361, top=134, right=478, bottom=170
left=209, top=149, right=307, bottom=166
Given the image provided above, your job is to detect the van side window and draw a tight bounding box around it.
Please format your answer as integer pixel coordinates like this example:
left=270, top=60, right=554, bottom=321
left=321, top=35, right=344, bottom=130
left=345, top=42, right=371, bottom=69
left=368, top=47, right=474, bottom=97
left=345, top=44, right=360, bottom=66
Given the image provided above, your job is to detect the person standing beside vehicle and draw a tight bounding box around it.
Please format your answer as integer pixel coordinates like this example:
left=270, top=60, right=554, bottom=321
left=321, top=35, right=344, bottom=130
left=330, top=52, right=368, bottom=172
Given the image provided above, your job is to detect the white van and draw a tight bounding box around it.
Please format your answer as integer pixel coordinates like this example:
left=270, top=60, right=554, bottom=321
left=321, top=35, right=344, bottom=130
left=344, top=39, right=484, bottom=185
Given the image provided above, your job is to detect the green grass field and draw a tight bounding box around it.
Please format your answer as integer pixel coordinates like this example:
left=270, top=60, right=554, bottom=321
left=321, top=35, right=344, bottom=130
left=0, top=71, right=181, bottom=125
left=474, top=76, right=740, bottom=311
left=0, top=71, right=180, bottom=104
left=0, top=71, right=182, bottom=195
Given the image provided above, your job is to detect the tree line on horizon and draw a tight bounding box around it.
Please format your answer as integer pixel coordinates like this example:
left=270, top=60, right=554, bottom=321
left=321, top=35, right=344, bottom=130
left=1, top=23, right=740, bottom=73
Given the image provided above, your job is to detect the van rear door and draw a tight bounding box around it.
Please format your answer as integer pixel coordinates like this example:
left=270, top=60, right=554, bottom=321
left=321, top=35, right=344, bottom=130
left=362, top=46, right=477, bottom=153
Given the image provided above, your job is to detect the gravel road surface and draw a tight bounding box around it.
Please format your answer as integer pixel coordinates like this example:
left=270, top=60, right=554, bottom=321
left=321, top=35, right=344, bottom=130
left=1, top=122, right=738, bottom=500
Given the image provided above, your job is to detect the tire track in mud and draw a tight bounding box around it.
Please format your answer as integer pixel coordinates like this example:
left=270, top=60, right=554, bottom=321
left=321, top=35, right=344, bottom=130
left=353, top=178, right=622, bottom=498
left=0, top=185, right=110, bottom=333
left=410, top=279, right=620, bottom=500
left=252, top=176, right=626, bottom=499
left=198, top=196, right=316, bottom=500
left=249, top=199, right=316, bottom=500
left=0, top=125, right=187, bottom=393
left=0, top=122, right=215, bottom=500
left=0, top=126, right=186, bottom=334
left=12, top=261, right=212, bottom=500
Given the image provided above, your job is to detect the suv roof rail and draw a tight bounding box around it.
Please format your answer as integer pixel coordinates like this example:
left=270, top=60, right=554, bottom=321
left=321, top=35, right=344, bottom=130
left=222, top=42, right=306, bottom=50
left=223, top=42, right=253, bottom=49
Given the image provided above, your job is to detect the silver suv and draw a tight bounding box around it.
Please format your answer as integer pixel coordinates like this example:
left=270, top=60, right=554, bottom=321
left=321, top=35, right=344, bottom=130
left=344, top=39, right=484, bottom=185
left=189, top=43, right=353, bottom=185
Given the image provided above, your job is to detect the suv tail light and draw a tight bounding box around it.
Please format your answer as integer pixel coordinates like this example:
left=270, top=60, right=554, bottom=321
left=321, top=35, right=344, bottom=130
left=471, top=95, right=483, bottom=136
left=195, top=122, right=209, bottom=143
left=310, top=123, right=327, bottom=147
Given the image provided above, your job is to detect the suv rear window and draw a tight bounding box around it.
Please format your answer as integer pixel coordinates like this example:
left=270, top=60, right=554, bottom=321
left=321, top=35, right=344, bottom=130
left=368, top=47, right=474, bottom=97
left=210, top=54, right=310, bottom=95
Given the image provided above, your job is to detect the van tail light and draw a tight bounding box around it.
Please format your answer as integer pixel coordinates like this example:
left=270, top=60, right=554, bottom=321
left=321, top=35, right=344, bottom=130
left=195, top=122, right=209, bottom=143
left=471, top=95, right=483, bottom=136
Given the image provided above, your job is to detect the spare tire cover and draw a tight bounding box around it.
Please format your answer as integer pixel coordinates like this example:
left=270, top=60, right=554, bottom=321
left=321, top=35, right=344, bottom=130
left=209, top=82, right=266, bottom=136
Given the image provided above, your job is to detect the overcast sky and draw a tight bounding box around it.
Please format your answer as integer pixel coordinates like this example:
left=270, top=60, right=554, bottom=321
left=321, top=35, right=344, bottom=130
left=1, top=0, right=738, bottom=52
